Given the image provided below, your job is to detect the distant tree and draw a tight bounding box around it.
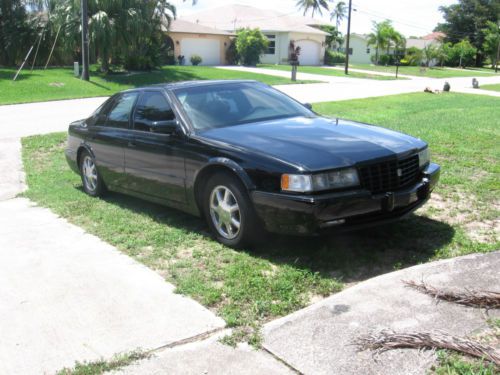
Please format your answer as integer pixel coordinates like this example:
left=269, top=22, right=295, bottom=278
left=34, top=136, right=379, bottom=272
left=436, top=42, right=452, bottom=67
left=482, top=21, right=500, bottom=71
left=452, top=39, right=478, bottom=67
left=296, top=0, right=330, bottom=17
left=235, top=28, right=268, bottom=66
left=330, top=1, right=347, bottom=29
left=422, top=44, right=438, bottom=66
left=318, top=24, right=343, bottom=49
left=367, top=20, right=393, bottom=65
left=435, top=0, right=500, bottom=66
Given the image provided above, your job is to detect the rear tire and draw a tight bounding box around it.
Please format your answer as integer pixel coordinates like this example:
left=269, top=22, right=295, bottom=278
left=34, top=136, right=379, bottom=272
left=203, top=172, right=263, bottom=248
left=79, top=150, right=106, bottom=197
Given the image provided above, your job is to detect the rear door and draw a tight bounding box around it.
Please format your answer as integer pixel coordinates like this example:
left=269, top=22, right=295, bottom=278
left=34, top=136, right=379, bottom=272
left=87, top=92, right=138, bottom=189
left=124, top=90, right=187, bottom=203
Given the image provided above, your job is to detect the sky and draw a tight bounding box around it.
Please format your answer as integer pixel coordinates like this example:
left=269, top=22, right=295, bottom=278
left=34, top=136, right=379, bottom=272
left=170, top=0, right=458, bottom=38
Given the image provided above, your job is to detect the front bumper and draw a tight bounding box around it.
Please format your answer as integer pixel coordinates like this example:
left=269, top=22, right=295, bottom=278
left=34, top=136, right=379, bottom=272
left=251, top=163, right=440, bottom=235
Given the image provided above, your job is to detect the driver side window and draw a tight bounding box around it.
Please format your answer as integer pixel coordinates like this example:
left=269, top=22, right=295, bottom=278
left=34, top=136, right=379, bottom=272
left=133, top=91, right=175, bottom=132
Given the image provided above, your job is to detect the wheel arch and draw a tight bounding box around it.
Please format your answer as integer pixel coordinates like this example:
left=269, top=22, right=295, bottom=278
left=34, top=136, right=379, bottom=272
left=193, top=158, right=255, bottom=214
left=76, top=143, right=95, bottom=171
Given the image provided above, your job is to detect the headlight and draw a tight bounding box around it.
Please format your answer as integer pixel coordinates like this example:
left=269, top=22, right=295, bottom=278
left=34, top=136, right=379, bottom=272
left=281, top=168, right=360, bottom=192
left=418, top=147, right=430, bottom=168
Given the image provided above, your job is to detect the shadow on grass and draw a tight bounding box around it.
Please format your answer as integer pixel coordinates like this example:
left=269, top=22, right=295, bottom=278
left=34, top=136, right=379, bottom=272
left=99, top=189, right=455, bottom=285
left=97, top=68, right=202, bottom=87
left=0, top=70, right=43, bottom=81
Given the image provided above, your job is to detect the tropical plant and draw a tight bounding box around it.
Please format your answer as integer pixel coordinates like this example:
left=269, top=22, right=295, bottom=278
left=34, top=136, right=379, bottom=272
left=422, top=43, right=438, bottom=66
left=366, top=20, right=392, bottom=65
left=330, top=1, right=347, bottom=29
left=225, top=39, right=239, bottom=65
left=235, top=28, right=268, bottom=66
left=403, top=47, right=423, bottom=66
left=318, top=24, right=343, bottom=49
left=482, top=21, right=500, bottom=71
left=296, top=0, right=330, bottom=17
left=436, top=42, right=451, bottom=67
left=190, top=54, right=202, bottom=66
left=35, top=0, right=176, bottom=71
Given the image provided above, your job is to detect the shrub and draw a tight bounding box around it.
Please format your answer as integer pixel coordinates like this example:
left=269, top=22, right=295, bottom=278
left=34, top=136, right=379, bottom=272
left=177, top=55, right=185, bottom=65
left=190, top=54, right=202, bottom=66
left=225, top=39, right=239, bottom=65
left=324, top=50, right=346, bottom=65
left=378, top=54, right=392, bottom=66
left=403, top=47, right=423, bottom=66
left=448, top=39, right=477, bottom=67
left=235, top=28, right=268, bottom=66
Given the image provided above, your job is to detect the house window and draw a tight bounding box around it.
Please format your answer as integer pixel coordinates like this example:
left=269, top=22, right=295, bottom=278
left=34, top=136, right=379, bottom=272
left=366, top=48, right=370, bottom=54
left=265, top=34, right=276, bottom=55
left=348, top=48, right=353, bottom=55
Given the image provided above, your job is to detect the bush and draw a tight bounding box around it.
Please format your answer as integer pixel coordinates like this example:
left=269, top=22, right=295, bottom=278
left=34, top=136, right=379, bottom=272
left=324, top=50, right=346, bottom=65
left=190, top=54, right=202, bottom=66
left=447, top=39, right=477, bottom=67
left=225, top=39, right=239, bottom=65
left=378, top=54, right=393, bottom=66
left=235, top=28, right=268, bottom=66
left=177, top=55, right=185, bottom=65
left=403, top=47, right=423, bottom=66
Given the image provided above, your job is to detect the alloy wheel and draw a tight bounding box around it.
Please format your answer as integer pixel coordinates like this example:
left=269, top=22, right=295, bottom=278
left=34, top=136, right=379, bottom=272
left=209, top=185, right=241, bottom=240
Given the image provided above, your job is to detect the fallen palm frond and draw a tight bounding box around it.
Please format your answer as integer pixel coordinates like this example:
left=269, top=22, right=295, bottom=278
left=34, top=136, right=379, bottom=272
left=403, top=280, right=500, bottom=309
left=354, top=330, right=500, bottom=366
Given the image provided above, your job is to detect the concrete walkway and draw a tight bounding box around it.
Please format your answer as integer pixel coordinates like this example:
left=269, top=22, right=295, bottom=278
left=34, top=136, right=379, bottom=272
left=263, top=251, right=500, bottom=375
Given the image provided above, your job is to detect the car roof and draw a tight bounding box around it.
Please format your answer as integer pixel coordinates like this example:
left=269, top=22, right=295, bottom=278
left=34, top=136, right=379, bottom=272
left=122, top=79, right=261, bottom=94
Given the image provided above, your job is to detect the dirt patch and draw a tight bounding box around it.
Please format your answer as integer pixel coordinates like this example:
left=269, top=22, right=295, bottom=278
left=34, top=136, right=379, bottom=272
left=420, top=192, right=499, bottom=243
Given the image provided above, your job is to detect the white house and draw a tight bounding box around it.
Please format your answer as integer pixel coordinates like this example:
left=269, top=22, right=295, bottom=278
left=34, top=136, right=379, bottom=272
left=339, top=33, right=373, bottom=64
left=179, top=4, right=328, bottom=66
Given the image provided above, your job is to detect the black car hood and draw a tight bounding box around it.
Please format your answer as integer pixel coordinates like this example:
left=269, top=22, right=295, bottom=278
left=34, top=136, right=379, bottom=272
left=198, top=116, right=426, bottom=171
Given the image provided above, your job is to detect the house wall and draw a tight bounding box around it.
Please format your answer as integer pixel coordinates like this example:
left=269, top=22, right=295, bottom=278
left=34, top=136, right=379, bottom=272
left=260, top=32, right=289, bottom=64
left=340, top=35, right=372, bottom=64
left=168, top=32, right=232, bottom=65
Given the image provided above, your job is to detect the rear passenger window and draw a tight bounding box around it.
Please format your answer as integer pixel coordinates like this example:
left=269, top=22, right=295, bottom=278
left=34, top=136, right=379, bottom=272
left=105, top=92, right=138, bottom=129
left=133, top=91, right=175, bottom=132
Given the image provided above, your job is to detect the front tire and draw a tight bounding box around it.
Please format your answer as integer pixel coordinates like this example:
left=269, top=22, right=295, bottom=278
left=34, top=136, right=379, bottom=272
left=79, top=151, right=105, bottom=197
left=203, top=172, right=262, bottom=248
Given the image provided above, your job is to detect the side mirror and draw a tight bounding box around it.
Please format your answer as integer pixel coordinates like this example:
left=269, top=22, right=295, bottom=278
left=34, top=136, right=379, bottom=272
left=151, top=120, right=178, bottom=134
left=304, top=103, right=313, bottom=110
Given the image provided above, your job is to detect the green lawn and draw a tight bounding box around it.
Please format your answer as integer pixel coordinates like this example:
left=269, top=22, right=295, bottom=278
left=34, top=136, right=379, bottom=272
left=350, top=63, right=499, bottom=78
left=0, top=66, right=314, bottom=105
left=258, top=64, right=404, bottom=80
left=481, top=83, right=500, bottom=92
left=22, top=93, right=499, bottom=345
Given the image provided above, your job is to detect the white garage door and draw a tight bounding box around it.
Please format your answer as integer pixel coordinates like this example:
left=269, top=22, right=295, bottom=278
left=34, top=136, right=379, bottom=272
left=296, top=40, right=320, bottom=66
left=181, top=38, right=221, bottom=66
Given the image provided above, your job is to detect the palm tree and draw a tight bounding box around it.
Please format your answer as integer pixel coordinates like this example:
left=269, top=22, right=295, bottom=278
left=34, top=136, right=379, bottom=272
left=330, top=1, right=346, bottom=29
left=51, top=0, right=176, bottom=71
left=366, top=20, right=392, bottom=65
left=423, top=43, right=438, bottom=67
left=296, top=0, right=330, bottom=17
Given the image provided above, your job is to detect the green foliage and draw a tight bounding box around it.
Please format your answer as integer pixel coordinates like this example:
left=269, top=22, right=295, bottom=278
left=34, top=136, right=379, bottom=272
left=367, top=20, right=405, bottom=65
left=324, top=50, right=345, bottom=65
left=56, top=351, right=147, bottom=375
left=235, top=28, right=268, bottom=66
left=0, top=0, right=37, bottom=66
left=296, top=0, right=330, bottom=17
left=330, top=1, right=347, bottom=28
left=403, top=47, right=424, bottom=66
left=318, top=24, right=344, bottom=49
left=436, top=0, right=499, bottom=66
left=432, top=351, right=497, bottom=375
left=225, top=39, right=239, bottom=65
left=482, top=21, right=500, bottom=69
left=190, top=54, right=202, bottom=66
left=377, top=54, right=393, bottom=66
left=448, top=39, right=478, bottom=67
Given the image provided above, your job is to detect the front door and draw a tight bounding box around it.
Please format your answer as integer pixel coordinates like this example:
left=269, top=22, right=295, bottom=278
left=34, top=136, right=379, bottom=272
left=124, top=90, right=186, bottom=203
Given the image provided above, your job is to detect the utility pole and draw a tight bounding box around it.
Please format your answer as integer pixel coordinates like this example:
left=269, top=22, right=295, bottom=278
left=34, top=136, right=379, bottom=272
left=81, top=0, right=90, bottom=81
left=344, top=0, right=353, bottom=75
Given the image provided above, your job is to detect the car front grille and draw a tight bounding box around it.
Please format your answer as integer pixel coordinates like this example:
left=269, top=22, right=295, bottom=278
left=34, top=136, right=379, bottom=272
left=358, top=154, right=420, bottom=193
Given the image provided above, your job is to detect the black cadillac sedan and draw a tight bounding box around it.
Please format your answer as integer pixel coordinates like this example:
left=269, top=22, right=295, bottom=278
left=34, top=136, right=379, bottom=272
left=66, top=80, right=440, bottom=247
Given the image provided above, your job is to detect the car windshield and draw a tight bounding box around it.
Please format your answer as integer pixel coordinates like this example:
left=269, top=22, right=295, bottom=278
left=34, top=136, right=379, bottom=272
left=173, top=82, right=314, bottom=130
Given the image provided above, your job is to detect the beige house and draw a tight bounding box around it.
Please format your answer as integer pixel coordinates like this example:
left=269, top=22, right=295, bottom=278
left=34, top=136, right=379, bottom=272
left=176, top=4, right=328, bottom=66
left=164, top=19, right=235, bottom=65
